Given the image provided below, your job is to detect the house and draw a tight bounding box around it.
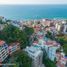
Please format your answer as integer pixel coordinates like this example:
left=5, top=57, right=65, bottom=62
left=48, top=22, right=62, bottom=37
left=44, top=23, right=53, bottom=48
left=8, top=42, right=20, bottom=54
left=25, top=46, right=44, bottom=67
left=0, top=40, right=9, bottom=62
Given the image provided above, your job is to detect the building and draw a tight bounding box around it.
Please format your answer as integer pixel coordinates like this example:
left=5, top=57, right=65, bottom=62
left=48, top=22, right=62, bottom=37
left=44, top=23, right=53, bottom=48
left=44, top=40, right=60, bottom=61
left=63, top=24, right=67, bottom=34
left=41, top=19, right=52, bottom=27
left=8, top=42, right=20, bottom=54
left=56, top=52, right=67, bottom=67
left=11, top=20, right=22, bottom=30
left=55, top=20, right=67, bottom=34
left=55, top=22, right=62, bottom=32
left=0, top=40, right=9, bottom=62
left=33, top=31, right=61, bottom=61
left=34, top=37, right=60, bottom=61
left=25, top=46, right=44, bottom=67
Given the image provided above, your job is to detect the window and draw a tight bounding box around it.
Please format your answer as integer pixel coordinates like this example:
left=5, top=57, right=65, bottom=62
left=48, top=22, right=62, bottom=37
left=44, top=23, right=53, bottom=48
left=38, top=56, right=41, bottom=66
left=66, top=27, right=67, bottom=32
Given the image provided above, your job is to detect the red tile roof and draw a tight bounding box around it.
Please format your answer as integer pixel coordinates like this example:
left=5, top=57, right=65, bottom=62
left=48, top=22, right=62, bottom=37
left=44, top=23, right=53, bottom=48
left=38, top=35, right=43, bottom=39
left=33, top=41, right=38, bottom=45
left=45, top=40, right=60, bottom=46
left=0, top=40, right=5, bottom=46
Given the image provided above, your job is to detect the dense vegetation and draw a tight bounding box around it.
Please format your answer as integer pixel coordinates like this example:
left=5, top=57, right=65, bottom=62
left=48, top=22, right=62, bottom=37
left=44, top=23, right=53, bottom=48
left=45, top=31, right=55, bottom=40
left=43, top=50, right=56, bottom=67
left=0, top=24, right=34, bottom=48
left=43, top=58, right=56, bottom=67
left=0, top=18, right=6, bottom=24
left=56, top=35, right=67, bottom=56
left=8, top=50, right=32, bottom=67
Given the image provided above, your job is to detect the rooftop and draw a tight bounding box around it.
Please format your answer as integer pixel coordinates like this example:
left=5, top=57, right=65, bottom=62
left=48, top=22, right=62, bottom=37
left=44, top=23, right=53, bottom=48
left=33, top=41, right=38, bottom=45
left=45, top=40, right=60, bottom=47
left=9, top=42, right=20, bottom=49
left=9, top=42, right=20, bottom=46
left=25, top=46, right=42, bottom=58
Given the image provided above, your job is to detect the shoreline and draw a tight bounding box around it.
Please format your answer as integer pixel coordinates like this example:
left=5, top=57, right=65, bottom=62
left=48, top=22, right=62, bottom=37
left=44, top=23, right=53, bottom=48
left=0, top=16, right=67, bottom=21
left=3, top=17, right=67, bottom=21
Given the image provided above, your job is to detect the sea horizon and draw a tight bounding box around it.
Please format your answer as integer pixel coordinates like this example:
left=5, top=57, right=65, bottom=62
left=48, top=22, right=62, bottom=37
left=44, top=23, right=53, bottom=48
left=0, top=4, right=67, bottom=20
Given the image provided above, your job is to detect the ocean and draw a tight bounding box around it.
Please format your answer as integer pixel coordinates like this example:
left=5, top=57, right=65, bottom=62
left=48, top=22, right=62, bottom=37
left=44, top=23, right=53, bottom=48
left=0, top=5, right=67, bottom=20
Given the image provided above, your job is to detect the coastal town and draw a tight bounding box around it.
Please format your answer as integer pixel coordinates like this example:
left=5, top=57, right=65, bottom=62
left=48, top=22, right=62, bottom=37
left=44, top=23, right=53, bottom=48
left=0, top=16, right=67, bottom=67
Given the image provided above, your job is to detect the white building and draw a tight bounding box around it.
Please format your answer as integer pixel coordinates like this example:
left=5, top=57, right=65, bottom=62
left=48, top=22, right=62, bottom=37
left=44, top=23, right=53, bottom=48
left=0, top=40, right=9, bottom=62
left=63, top=24, right=67, bottom=34
left=25, top=46, right=44, bottom=67
left=55, top=23, right=62, bottom=32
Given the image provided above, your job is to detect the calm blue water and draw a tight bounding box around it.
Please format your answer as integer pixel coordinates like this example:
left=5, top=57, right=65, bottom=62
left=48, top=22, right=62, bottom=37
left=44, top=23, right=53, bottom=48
left=0, top=5, right=67, bottom=20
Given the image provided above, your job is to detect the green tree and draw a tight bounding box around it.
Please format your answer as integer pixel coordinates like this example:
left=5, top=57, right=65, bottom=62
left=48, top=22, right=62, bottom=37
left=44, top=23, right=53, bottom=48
left=1, top=24, right=34, bottom=48
left=62, top=44, right=67, bottom=56
left=23, top=26, right=34, bottom=45
left=16, top=51, right=32, bottom=67
left=23, top=26, right=34, bottom=37
left=2, top=24, right=19, bottom=43
left=43, top=58, right=56, bottom=67
left=45, top=31, right=53, bottom=39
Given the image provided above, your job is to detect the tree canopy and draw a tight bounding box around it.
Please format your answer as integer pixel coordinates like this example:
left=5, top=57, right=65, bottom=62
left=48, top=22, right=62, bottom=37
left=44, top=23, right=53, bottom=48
left=0, top=24, right=34, bottom=48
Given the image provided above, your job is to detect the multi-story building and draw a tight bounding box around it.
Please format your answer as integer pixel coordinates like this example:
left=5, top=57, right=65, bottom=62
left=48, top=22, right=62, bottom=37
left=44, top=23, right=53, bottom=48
left=25, top=46, right=44, bottom=67
left=55, top=22, right=62, bottom=32
left=55, top=20, right=67, bottom=34
left=0, top=40, right=9, bottom=62
left=33, top=36, right=61, bottom=62
left=8, top=42, right=20, bottom=54
left=44, top=40, right=60, bottom=61
left=56, top=52, right=67, bottom=67
left=63, top=24, right=67, bottom=34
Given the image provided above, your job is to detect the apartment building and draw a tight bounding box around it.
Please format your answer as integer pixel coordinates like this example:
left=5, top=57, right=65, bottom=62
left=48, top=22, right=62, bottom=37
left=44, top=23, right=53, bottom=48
left=8, top=42, right=20, bottom=54
left=0, top=40, right=9, bottom=62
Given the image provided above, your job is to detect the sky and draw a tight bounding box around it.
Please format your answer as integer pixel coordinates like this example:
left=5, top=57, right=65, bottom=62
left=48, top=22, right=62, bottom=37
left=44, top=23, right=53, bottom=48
left=0, top=0, right=67, bottom=4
